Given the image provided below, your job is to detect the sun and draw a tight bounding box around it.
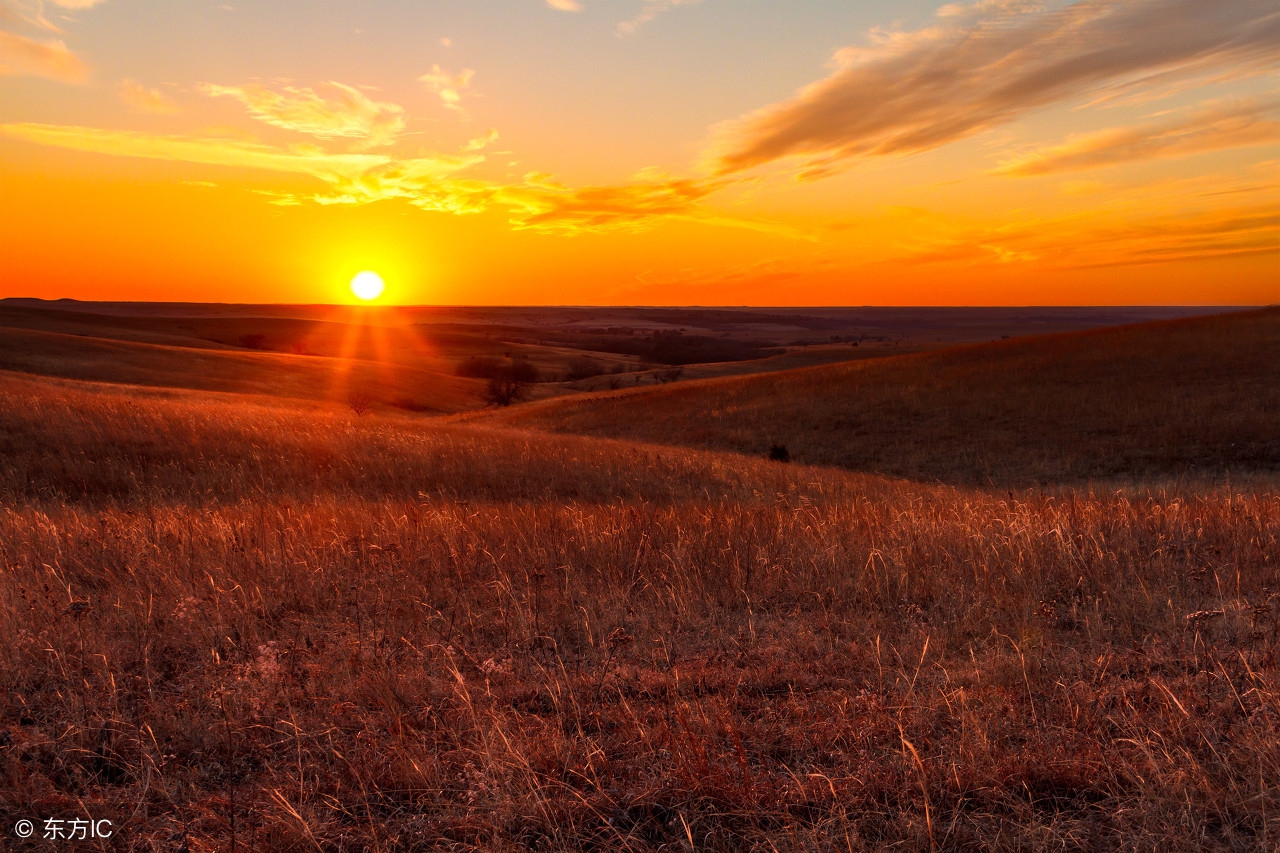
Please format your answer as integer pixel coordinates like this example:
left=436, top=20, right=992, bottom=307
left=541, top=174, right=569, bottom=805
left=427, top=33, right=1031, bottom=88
left=350, top=271, right=385, bottom=301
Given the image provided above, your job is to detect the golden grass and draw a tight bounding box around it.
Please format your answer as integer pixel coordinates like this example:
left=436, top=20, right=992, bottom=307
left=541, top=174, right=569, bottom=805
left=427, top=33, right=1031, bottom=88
left=0, top=326, right=483, bottom=415
left=477, top=308, right=1280, bottom=485
left=2, top=368, right=1279, bottom=850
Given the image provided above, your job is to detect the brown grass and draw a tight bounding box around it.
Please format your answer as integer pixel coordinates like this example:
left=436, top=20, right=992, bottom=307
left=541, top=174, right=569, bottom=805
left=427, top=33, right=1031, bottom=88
left=0, top=326, right=483, bottom=415
left=476, top=308, right=1280, bottom=485
left=2, top=367, right=1279, bottom=850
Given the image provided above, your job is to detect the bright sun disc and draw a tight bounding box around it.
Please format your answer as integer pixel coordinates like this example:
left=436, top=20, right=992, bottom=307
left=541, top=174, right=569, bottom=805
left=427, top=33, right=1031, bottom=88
left=350, top=271, right=385, bottom=301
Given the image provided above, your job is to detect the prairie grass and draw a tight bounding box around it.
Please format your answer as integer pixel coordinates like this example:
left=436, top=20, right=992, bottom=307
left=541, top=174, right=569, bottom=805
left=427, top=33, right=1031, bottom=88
left=0, top=326, right=483, bottom=416
left=2, top=367, right=1279, bottom=850
left=478, top=308, right=1280, bottom=486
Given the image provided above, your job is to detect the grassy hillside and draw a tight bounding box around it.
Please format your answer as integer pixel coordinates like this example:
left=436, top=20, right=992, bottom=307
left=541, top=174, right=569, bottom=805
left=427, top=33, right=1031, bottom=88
left=477, top=308, right=1280, bottom=485
left=0, top=325, right=484, bottom=413
left=2, top=368, right=1278, bottom=850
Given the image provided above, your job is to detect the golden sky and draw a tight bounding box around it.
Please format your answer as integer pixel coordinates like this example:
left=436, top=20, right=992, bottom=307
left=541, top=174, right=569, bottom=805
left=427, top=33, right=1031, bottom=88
left=1, top=0, right=1277, bottom=305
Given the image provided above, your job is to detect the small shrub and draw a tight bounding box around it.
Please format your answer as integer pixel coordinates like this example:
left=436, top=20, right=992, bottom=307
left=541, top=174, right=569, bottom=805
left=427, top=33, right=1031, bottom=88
left=654, top=367, right=684, bottom=384
left=486, top=366, right=529, bottom=406
left=567, top=357, right=606, bottom=381
left=348, top=392, right=372, bottom=416
left=239, top=333, right=268, bottom=350
left=769, top=444, right=791, bottom=463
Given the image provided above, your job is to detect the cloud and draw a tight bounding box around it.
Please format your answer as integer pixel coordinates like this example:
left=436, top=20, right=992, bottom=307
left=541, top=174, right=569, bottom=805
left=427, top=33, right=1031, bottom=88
left=711, top=0, right=1280, bottom=176
left=894, top=202, right=1279, bottom=270
left=1, top=0, right=107, bottom=33
left=419, top=65, right=474, bottom=112
left=496, top=173, right=731, bottom=233
left=545, top=0, right=581, bottom=10
left=1, top=121, right=398, bottom=180
left=618, top=0, right=701, bottom=35
left=995, top=98, right=1280, bottom=175
left=463, top=129, right=499, bottom=151
left=199, top=81, right=406, bottom=147
left=2, top=121, right=794, bottom=237
left=117, top=78, right=180, bottom=114
left=0, top=28, right=86, bottom=81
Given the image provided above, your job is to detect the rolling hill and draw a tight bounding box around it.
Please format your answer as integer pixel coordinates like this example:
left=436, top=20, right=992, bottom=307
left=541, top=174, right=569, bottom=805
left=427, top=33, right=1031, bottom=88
left=0, top=323, right=484, bottom=413
left=474, top=307, right=1280, bottom=484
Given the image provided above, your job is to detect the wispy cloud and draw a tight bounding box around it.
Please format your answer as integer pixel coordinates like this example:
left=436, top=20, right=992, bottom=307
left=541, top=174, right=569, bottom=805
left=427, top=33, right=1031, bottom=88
left=995, top=98, right=1280, bottom=175
left=0, top=27, right=86, bottom=81
left=2, top=0, right=108, bottom=34
left=618, top=0, right=702, bottom=36
left=711, top=0, right=1280, bottom=177
left=199, top=81, right=406, bottom=147
left=893, top=202, right=1279, bottom=270
left=463, top=129, right=499, bottom=151
left=1, top=121, right=795, bottom=237
left=545, top=0, right=581, bottom=10
left=497, top=172, right=729, bottom=233
left=419, top=65, right=474, bottom=112
left=117, top=78, right=180, bottom=114
left=1, top=122, right=398, bottom=180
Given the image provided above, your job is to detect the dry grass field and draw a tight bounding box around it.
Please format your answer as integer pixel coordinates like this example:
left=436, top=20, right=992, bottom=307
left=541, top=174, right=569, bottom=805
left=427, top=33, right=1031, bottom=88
left=1, top=309, right=1278, bottom=851
left=1, top=301, right=1227, bottom=418
left=479, top=308, right=1280, bottom=485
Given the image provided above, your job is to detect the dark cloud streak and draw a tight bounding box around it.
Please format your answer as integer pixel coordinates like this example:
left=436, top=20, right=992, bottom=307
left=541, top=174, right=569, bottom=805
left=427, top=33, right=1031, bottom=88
left=713, top=0, right=1280, bottom=176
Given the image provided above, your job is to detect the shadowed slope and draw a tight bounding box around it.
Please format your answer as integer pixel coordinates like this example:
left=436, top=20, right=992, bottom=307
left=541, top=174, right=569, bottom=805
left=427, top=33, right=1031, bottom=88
left=0, top=326, right=481, bottom=413
left=475, top=308, right=1280, bottom=484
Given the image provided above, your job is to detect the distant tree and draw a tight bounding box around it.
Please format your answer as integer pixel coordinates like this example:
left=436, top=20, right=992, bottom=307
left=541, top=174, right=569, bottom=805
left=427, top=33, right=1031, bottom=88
left=654, top=366, right=684, bottom=384
left=485, top=366, right=529, bottom=407
left=769, top=444, right=791, bottom=463
left=348, top=392, right=372, bottom=416
left=566, top=356, right=605, bottom=381
left=507, top=359, right=541, bottom=383
left=239, top=333, right=268, bottom=350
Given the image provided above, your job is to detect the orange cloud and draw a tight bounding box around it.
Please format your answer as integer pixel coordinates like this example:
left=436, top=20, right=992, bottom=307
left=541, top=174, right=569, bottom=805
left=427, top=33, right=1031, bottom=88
left=0, top=28, right=87, bottom=81
left=199, top=81, right=406, bottom=147
left=419, top=65, right=474, bottom=112
left=545, top=0, right=581, bottom=10
left=1, top=121, right=404, bottom=182
left=497, top=174, right=724, bottom=232
left=463, top=129, right=499, bottom=151
left=995, top=99, right=1280, bottom=176
left=117, top=78, right=180, bottom=114
left=2, top=0, right=107, bottom=34
left=2, top=121, right=796, bottom=237
left=894, top=202, right=1279, bottom=271
left=711, top=0, right=1280, bottom=176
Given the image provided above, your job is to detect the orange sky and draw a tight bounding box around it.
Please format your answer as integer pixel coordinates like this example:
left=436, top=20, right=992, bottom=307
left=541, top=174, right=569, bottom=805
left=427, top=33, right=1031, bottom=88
left=1, top=0, right=1277, bottom=305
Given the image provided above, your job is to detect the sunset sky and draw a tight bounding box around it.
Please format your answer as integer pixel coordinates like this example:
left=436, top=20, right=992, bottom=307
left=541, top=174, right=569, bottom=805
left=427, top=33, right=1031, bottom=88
left=1, top=0, right=1277, bottom=306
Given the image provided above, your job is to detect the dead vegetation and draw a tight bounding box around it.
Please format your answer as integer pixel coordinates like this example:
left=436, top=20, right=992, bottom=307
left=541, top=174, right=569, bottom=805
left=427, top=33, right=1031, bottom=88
left=479, top=308, right=1280, bottom=486
left=1, top=363, right=1278, bottom=850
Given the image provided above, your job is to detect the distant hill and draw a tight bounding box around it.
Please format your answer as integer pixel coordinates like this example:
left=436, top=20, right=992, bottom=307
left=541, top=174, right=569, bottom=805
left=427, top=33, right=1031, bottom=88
left=474, top=308, right=1280, bottom=484
left=0, top=323, right=482, bottom=414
